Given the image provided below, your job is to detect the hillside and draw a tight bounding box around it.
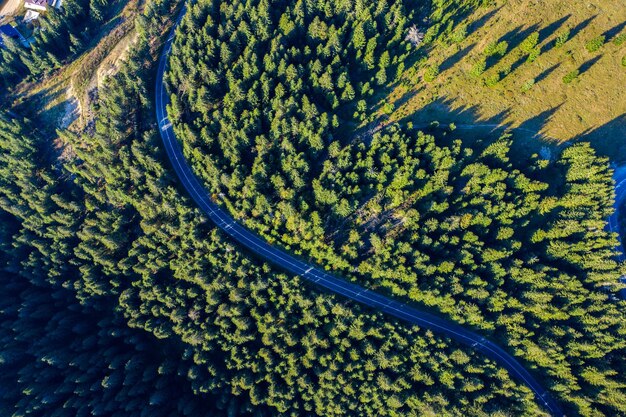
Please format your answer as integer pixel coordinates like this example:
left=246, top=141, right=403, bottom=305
left=165, top=0, right=626, bottom=414
left=0, top=0, right=625, bottom=416
left=384, top=0, right=626, bottom=160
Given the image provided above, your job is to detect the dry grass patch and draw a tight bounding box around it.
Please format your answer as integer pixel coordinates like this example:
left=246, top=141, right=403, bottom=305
left=385, top=0, right=626, bottom=160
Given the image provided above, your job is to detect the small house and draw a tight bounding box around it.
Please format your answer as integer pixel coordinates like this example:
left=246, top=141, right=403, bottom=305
left=24, top=0, right=47, bottom=11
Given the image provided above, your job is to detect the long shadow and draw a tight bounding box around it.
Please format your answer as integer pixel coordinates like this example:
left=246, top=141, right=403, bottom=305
left=517, top=104, right=562, bottom=138
left=603, top=21, right=626, bottom=42
left=539, top=14, right=572, bottom=53
left=478, top=24, right=544, bottom=78
left=578, top=55, right=602, bottom=75
left=468, top=5, right=504, bottom=34
left=497, top=24, right=540, bottom=52
left=392, top=86, right=423, bottom=109
left=538, top=14, right=572, bottom=42
left=576, top=114, right=626, bottom=162
left=395, top=96, right=506, bottom=134
left=394, top=96, right=558, bottom=158
left=485, top=49, right=504, bottom=70
left=400, top=3, right=502, bottom=90
left=401, top=0, right=500, bottom=77
left=504, top=19, right=566, bottom=78
left=505, top=54, right=528, bottom=78
left=440, top=42, right=476, bottom=72
left=535, top=63, right=560, bottom=83
left=569, top=15, right=597, bottom=40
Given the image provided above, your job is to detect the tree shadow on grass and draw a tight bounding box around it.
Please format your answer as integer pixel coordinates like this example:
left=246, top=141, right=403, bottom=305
left=401, top=3, right=502, bottom=76
left=538, top=14, right=572, bottom=43
left=539, top=14, right=572, bottom=54
left=479, top=24, right=541, bottom=75
left=516, top=104, right=562, bottom=139
left=603, top=21, right=626, bottom=42
left=440, top=42, right=476, bottom=72
left=576, top=114, right=626, bottom=162
left=569, top=15, right=597, bottom=40
left=468, top=5, right=504, bottom=35
left=578, top=55, right=602, bottom=75
left=505, top=53, right=529, bottom=78
left=535, top=63, right=560, bottom=83
left=497, top=24, right=540, bottom=52
left=392, top=86, right=424, bottom=110
left=394, top=96, right=561, bottom=159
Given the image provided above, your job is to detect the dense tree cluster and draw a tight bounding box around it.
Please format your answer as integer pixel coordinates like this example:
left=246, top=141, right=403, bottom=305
left=0, top=0, right=550, bottom=415
left=167, top=0, right=626, bottom=415
left=0, top=112, right=543, bottom=416
left=166, top=0, right=417, bottom=199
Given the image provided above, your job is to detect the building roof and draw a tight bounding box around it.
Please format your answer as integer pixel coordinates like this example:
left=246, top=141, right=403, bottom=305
left=0, top=24, right=27, bottom=49
left=24, top=9, right=41, bottom=22
left=24, top=0, right=47, bottom=8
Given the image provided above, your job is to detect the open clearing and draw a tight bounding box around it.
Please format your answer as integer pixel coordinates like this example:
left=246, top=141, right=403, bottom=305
left=385, top=0, right=626, bottom=160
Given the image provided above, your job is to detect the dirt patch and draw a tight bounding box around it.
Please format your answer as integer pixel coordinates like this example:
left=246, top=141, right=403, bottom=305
left=0, top=0, right=21, bottom=20
left=59, top=87, right=80, bottom=129
left=81, top=29, right=138, bottom=127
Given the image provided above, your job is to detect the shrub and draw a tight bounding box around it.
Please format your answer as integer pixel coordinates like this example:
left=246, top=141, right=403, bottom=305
left=485, top=41, right=507, bottom=57
left=622, top=55, right=626, bottom=67
left=520, top=32, right=539, bottom=54
left=585, top=35, right=605, bottom=52
left=614, top=32, right=626, bottom=46
left=496, top=41, right=509, bottom=56
left=470, top=58, right=486, bottom=78
left=563, top=69, right=579, bottom=84
left=527, top=46, right=541, bottom=62
left=423, top=65, right=440, bottom=82
left=484, top=41, right=499, bottom=56
left=521, top=78, right=535, bottom=92
left=395, top=61, right=405, bottom=82
left=484, top=73, right=500, bottom=87
left=554, top=29, right=570, bottom=48
left=382, top=102, right=395, bottom=114
left=450, top=24, right=468, bottom=44
left=423, top=24, right=440, bottom=44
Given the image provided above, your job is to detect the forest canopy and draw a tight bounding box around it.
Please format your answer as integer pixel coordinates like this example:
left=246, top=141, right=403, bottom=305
left=0, top=0, right=625, bottom=415
left=0, top=0, right=549, bottom=415
left=166, top=0, right=626, bottom=415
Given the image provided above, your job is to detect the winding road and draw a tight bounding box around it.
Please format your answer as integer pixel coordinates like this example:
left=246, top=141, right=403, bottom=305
left=155, top=6, right=566, bottom=415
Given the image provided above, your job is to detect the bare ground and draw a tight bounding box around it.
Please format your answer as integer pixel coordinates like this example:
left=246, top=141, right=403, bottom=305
left=0, top=0, right=21, bottom=20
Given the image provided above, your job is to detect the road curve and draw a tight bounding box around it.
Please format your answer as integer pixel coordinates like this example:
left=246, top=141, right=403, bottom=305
left=155, top=5, right=565, bottom=416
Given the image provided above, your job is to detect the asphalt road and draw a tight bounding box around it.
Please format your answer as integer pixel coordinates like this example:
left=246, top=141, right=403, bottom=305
left=609, top=164, right=626, bottom=299
left=155, top=5, right=564, bottom=415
